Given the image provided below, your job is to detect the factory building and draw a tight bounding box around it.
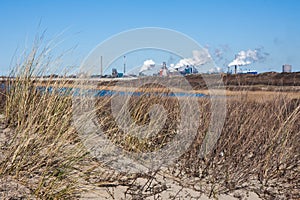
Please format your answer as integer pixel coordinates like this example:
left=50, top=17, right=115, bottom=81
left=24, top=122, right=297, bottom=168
left=282, top=64, right=292, bottom=73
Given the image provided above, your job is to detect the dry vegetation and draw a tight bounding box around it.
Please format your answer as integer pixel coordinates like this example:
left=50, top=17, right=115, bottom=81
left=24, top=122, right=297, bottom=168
left=0, top=45, right=299, bottom=199
left=175, top=97, right=300, bottom=199
left=87, top=91, right=299, bottom=199
left=0, top=46, right=88, bottom=199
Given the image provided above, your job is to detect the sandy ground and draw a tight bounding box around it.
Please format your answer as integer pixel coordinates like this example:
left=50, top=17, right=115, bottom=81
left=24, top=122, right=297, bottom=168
left=80, top=175, right=262, bottom=200
left=0, top=114, right=35, bottom=199
left=0, top=113, right=264, bottom=200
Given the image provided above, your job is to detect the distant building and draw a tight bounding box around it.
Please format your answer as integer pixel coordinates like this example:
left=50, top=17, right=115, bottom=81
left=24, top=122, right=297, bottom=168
left=112, top=68, right=118, bottom=78
left=112, top=68, right=123, bottom=78
left=282, top=64, right=292, bottom=73
left=159, top=62, right=169, bottom=77
left=239, top=70, right=258, bottom=75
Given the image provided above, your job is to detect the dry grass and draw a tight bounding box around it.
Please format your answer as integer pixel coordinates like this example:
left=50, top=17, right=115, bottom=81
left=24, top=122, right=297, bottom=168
left=173, top=96, right=300, bottom=199
left=95, top=87, right=181, bottom=153
left=0, top=42, right=299, bottom=199
left=0, top=45, right=87, bottom=199
left=85, top=86, right=299, bottom=199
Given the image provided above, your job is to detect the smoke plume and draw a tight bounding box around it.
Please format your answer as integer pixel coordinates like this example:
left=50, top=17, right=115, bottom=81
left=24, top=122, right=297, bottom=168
left=228, top=47, right=269, bottom=67
left=139, top=59, right=155, bottom=72
left=174, top=50, right=211, bottom=69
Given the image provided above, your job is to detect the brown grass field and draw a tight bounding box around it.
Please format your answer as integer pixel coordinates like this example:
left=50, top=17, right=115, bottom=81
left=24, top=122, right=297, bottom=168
left=0, top=60, right=299, bottom=199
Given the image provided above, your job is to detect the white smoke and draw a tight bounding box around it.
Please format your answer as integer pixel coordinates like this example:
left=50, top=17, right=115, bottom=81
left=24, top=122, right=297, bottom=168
left=228, top=48, right=269, bottom=67
left=174, top=50, right=211, bottom=69
left=168, top=64, right=177, bottom=72
left=139, top=59, right=155, bottom=72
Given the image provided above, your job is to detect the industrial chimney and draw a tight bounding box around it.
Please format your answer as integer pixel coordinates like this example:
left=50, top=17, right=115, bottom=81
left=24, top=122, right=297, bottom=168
left=100, top=56, right=103, bottom=77
left=123, top=56, right=126, bottom=74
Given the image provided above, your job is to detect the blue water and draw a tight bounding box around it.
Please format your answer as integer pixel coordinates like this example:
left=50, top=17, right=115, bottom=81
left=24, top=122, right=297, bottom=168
left=36, top=86, right=207, bottom=98
left=1, top=84, right=207, bottom=98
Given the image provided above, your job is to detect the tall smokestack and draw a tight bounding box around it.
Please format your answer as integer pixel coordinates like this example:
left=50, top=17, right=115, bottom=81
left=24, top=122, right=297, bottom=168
left=163, top=61, right=167, bottom=69
left=123, top=56, right=126, bottom=74
left=100, top=56, right=103, bottom=76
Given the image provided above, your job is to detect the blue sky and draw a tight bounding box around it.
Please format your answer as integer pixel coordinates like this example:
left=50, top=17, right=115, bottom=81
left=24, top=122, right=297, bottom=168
left=0, top=0, right=300, bottom=75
